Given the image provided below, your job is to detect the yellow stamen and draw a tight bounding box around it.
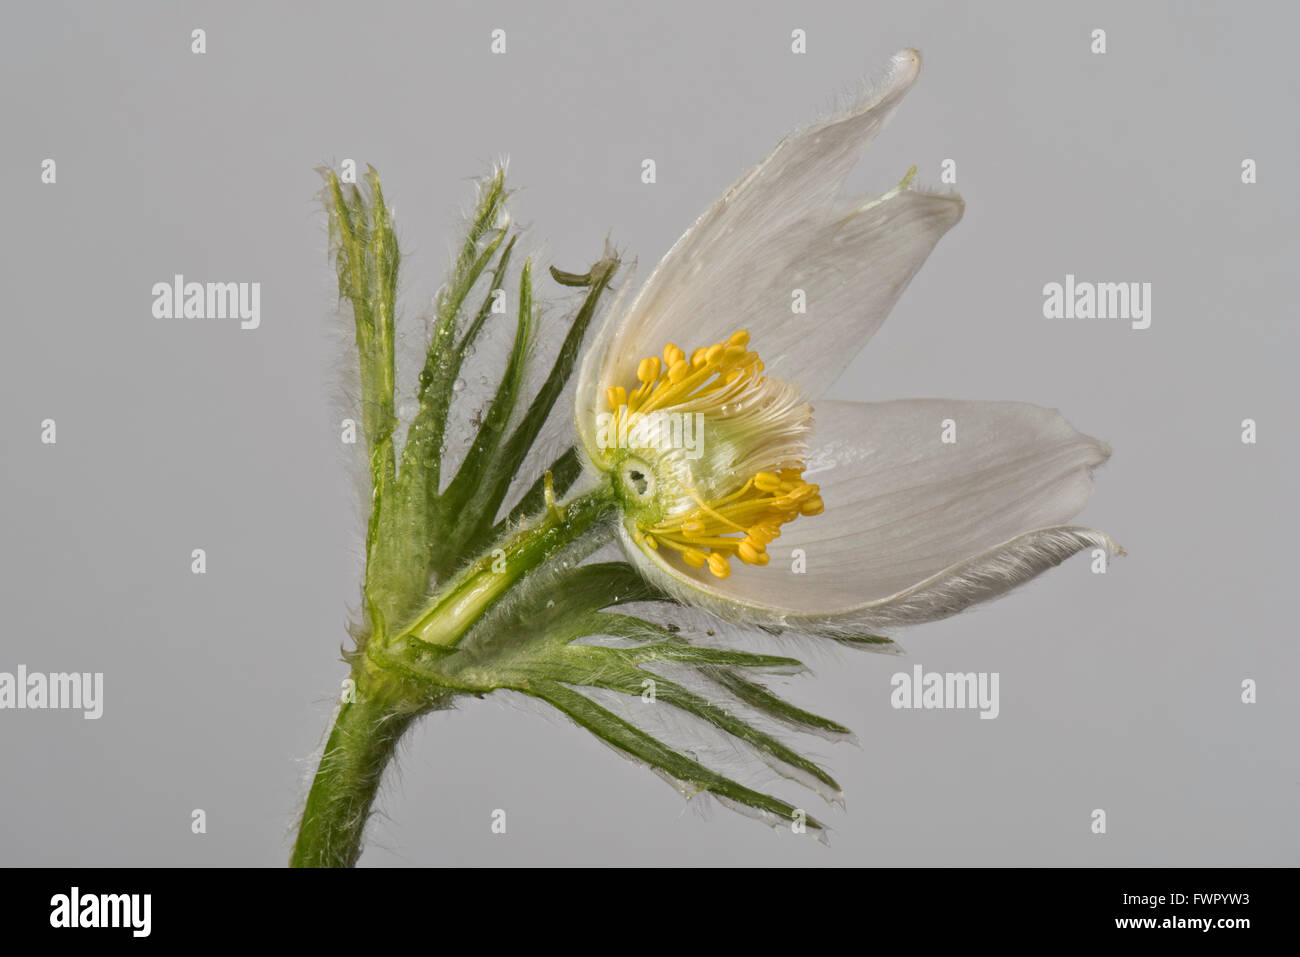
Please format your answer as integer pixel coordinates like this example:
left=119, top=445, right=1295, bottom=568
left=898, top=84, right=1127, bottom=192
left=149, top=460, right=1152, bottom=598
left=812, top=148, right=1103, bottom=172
left=682, top=547, right=708, bottom=568
left=611, top=328, right=822, bottom=579
left=707, top=553, right=731, bottom=579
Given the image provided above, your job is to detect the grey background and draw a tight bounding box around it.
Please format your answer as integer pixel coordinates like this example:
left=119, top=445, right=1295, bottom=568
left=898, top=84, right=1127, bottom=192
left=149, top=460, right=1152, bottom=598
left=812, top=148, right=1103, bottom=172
left=2, top=0, right=1296, bottom=866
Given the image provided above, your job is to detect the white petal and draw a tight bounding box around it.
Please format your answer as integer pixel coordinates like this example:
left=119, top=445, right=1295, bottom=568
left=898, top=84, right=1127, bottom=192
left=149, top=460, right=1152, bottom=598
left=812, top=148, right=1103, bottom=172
left=575, top=261, right=639, bottom=465
left=621, top=398, right=1118, bottom=632
left=590, top=49, right=962, bottom=405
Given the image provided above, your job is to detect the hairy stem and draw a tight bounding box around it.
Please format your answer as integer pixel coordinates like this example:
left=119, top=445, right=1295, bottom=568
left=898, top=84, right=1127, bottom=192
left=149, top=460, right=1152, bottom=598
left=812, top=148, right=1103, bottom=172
left=397, top=483, right=616, bottom=652
left=290, top=680, right=436, bottom=868
left=292, top=484, right=616, bottom=866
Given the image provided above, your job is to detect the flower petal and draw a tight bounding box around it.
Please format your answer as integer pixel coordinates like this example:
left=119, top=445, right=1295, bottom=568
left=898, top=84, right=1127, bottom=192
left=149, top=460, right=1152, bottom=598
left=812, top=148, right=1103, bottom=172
left=575, top=261, right=639, bottom=463
left=588, top=48, right=962, bottom=407
left=620, top=398, right=1118, bottom=632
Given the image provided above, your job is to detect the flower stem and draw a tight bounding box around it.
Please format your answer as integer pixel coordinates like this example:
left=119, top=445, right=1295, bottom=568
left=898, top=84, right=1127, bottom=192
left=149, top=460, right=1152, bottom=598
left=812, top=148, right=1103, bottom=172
left=291, top=483, right=616, bottom=866
left=290, top=679, right=434, bottom=868
left=396, top=483, right=616, bottom=651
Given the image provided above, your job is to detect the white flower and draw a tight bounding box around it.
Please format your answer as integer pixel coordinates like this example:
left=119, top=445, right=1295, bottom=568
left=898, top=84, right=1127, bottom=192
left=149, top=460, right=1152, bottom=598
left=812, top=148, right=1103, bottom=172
left=574, top=49, right=1119, bottom=637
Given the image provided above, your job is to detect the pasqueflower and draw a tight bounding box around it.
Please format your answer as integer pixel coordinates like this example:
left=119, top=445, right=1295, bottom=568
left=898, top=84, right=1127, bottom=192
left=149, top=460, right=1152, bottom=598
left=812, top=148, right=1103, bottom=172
left=576, top=48, right=1117, bottom=637
left=293, top=49, right=1118, bottom=866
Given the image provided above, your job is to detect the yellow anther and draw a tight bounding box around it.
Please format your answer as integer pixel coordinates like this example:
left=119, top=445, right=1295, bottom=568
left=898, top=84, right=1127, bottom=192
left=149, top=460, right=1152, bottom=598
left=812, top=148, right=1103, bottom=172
left=613, top=331, right=822, bottom=579
left=707, top=553, right=731, bottom=579
left=682, top=547, right=708, bottom=568
left=787, top=483, right=817, bottom=502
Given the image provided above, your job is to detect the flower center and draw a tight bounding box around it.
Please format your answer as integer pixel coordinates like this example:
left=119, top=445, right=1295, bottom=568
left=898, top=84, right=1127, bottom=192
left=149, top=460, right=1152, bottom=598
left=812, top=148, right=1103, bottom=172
left=604, top=329, right=823, bottom=580
left=616, top=456, right=656, bottom=502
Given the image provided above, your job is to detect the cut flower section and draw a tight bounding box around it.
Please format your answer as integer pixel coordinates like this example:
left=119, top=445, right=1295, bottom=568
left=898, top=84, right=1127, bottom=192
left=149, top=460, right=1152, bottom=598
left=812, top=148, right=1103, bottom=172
left=595, top=327, right=821, bottom=580
left=575, top=49, right=1118, bottom=637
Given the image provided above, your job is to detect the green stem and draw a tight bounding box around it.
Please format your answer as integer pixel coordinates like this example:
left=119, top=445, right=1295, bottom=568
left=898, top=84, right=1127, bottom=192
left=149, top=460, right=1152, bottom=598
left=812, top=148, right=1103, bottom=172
left=291, top=483, right=616, bottom=867
left=290, top=678, right=432, bottom=868
left=398, top=483, right=616, bottom=650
